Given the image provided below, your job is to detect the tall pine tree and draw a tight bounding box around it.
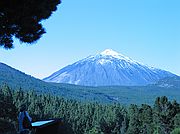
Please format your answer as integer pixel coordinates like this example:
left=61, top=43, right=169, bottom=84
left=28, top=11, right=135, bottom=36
left=0, top=0, right=61, bottom=48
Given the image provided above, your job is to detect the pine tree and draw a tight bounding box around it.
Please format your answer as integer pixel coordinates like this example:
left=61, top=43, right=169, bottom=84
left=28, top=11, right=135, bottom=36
left=0, top=84, right=17, bottom=120
left=127, top=104, right=140, bottom=134
left=0, top=0, right=61, bottom=48
left=174, top=114, right=180, bottom=128
left=139, top=104, right=153, bottom=134
left=153, top=96, right=178, bottom=134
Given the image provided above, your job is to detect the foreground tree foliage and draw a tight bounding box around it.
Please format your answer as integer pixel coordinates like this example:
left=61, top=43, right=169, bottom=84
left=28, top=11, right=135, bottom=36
left=153, top=97, right=180, bottom=134
left=171, top=128, right=180, bottom=134
left=0, top=0, right=61, bottom=49
left=0, top=85, right=180, bottom=134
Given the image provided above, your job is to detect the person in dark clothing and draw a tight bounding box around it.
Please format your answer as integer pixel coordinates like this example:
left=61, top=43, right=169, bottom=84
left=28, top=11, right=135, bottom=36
left=18, top=105, right=32, bottom=134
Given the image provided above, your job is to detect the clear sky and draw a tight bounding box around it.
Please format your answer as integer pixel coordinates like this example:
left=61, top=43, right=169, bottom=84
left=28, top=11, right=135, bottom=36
left=0, top=0, right=180, bottom=79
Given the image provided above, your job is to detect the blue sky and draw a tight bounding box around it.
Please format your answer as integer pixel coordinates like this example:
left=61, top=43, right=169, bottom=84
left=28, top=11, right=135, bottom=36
left=0, top=0, right=180, bottom=78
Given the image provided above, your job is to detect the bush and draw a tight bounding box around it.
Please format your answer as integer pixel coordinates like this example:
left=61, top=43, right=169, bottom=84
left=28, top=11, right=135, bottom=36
left=0, top=118, right=16, bottom=134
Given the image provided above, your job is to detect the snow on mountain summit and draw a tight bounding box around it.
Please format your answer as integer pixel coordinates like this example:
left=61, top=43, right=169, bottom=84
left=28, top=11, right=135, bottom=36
left=43, top=49, right=176, bottom=86
left=82, top=49, right=135, bottom=65
left=99, top=49, right=135, bottom=63
left=100, top=49, right=119, bottom=56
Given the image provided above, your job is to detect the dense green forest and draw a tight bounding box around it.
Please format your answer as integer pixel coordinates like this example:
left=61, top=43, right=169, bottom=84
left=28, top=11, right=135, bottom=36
left=0, top=84, right=180, bottom=134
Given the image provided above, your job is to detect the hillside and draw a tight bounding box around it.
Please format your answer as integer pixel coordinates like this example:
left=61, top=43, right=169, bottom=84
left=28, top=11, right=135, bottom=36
left=155, top=76, right=180, bottom=88
left=0, top=62, right=179, bottom=105
left=0, top=62, right=64, bottom=95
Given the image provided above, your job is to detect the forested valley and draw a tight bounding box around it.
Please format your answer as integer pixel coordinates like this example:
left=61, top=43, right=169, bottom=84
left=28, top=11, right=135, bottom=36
left=0, top=84, right=180, bottom=134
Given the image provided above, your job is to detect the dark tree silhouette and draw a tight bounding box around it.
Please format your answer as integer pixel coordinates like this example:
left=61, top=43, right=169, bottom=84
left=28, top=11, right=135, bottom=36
left=0, top=0, right=61, bottom=49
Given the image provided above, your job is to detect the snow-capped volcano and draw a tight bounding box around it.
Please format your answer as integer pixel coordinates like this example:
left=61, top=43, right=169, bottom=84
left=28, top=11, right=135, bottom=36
left=43, top=49, right=176, bottom=86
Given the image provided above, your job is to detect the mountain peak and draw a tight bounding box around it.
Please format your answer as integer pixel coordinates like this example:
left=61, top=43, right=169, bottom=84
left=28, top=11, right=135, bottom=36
left=44, top=49, right=176, bottom=86
left=100, top=49, right=119, bottom=56
left=99, top=49, right=133, bottom=62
